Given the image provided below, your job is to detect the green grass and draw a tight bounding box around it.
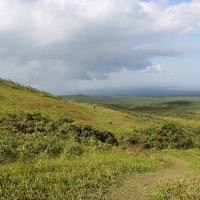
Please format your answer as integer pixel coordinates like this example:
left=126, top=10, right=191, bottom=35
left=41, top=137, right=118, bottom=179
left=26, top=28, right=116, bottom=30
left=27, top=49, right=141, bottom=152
left=0, top=149, right=169, bottom=199
left=61, top=94, right=200, bottom=199
left=62, top=95, right=200, bottom=129
left=161, top=149, right=200, bottom=170
left=149, top=175, right=200, bottom=200
left=2, top=78, right=200, bottom=199
left=149, top=149, right=200, bottom=200
left=0, top=80, right=140, bottom=136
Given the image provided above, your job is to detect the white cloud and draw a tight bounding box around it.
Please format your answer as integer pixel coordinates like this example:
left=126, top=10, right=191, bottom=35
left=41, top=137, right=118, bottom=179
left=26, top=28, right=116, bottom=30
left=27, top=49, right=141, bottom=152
left=139, top=64, right=163, bottom=74
left=0, top=0, right=199, bottom=92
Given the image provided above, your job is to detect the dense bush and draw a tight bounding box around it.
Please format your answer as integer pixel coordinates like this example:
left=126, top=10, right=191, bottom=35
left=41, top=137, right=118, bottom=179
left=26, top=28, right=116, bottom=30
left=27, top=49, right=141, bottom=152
left=67, top=122, right=118, bottom=145
left=0, top=139, right=19, bottom=163
left=46, top=138, right=64, bottom=157
left=0, top=111, right=118, bottom=163
left=0, top=110, right=73, bottom=134
left=123, top=122, right=197, bottom=149
left=65, top=143, right=85, bottom=156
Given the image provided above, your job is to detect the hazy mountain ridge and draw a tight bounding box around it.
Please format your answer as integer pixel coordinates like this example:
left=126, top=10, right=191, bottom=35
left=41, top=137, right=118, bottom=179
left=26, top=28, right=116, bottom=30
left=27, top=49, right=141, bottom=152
left=72, top=86, right=200, bottom=96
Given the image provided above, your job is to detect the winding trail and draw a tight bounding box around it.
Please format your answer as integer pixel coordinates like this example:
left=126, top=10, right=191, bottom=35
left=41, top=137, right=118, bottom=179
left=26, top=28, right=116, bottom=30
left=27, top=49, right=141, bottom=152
left=104, top=155, right=188, bottom=200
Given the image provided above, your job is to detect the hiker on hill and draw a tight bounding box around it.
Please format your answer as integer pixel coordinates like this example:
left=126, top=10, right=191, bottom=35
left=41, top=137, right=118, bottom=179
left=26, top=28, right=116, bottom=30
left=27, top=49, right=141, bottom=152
left=93, top=104, right=96, bottom=112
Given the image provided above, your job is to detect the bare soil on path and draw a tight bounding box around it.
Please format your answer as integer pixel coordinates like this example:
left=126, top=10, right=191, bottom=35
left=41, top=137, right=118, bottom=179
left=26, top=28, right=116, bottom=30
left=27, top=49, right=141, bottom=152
left=104, top=155, right=188, bottom=200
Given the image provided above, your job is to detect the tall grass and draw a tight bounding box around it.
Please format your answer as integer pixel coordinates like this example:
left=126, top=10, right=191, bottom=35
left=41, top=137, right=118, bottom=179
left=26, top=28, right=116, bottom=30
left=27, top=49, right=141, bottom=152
left=0, top=150, right=168, bottom=200
left=149, top=173, right=200, bottom=200
left=149, top=149, right=200, bottom=199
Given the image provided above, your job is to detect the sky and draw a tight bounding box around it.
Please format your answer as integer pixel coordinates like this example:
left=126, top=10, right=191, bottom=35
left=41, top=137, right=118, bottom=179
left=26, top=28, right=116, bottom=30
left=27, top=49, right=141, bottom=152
left=0, top=0, right=200, bottom=95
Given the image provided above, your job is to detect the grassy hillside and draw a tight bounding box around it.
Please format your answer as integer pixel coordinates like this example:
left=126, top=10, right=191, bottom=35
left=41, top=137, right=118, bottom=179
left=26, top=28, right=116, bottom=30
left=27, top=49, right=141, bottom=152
left=0, top=79, right=144, bottom=138
left=1, top=78, right=200, bottom=199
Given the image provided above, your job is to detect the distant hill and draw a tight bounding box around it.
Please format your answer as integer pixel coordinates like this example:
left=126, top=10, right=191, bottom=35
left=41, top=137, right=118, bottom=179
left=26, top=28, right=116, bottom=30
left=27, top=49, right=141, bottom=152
left=73, top=86, right=200, bottom=96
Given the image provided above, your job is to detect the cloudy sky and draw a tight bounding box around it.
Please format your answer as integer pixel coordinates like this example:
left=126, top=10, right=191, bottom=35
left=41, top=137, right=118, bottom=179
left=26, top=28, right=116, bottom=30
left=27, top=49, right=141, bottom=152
left=0, top=0, right=200, bottom=95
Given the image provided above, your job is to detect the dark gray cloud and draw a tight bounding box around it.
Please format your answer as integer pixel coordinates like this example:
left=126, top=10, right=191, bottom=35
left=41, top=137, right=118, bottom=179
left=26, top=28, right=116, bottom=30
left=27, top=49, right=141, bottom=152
left=0, top=0, right=200, bottom=91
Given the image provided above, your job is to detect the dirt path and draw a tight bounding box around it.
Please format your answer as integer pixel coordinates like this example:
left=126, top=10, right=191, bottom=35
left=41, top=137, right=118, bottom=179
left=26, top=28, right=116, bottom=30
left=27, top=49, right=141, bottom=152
left=104, top=155, right=188, bottom=200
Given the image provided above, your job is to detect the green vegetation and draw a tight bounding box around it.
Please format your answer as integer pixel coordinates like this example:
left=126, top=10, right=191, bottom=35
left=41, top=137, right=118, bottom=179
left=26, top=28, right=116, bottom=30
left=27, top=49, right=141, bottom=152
left=1, top=78, right=200, bottom=199
left=150, top=174, right=200, bottom=200
left=0, top=78, right=60, bottom=99
left=0, top=150, right=168, bottom=199
left=0, top=110, right=119, bottom=163
left=0, top=111, right=167, bottom=199
left=149, top=149, right=200, bottom=200
left=63, top=94, right=200, bottom=129
left=124, top=122, right=200, bottom=149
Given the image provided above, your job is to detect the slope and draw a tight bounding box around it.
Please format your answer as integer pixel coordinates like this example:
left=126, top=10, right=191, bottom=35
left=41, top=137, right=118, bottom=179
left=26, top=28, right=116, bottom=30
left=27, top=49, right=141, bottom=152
left=0, top=79, right=141, bottom=137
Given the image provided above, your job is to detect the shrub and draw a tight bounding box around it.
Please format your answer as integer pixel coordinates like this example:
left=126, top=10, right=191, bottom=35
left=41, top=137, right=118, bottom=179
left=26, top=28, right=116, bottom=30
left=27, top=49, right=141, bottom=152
left=0, top=139, right=19, bottom=163
left=67, top=122, right=118, bottom=145
left=65, top=143, right=85, bottom=156
left=46, top=138, right=64, bottom=157
left=0, top=111, right=118, bottom=163
left=124, top=122, right=197, bottom=149
left=0, top=111, right=73, bottom=135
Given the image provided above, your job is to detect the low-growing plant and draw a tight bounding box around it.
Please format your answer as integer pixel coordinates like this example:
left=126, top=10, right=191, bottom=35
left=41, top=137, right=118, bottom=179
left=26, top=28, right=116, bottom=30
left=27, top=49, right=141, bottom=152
left=0, top=139, right=19, bottom=163
left=0, top=111, right=75, bottom=135
left=67, top=122, right=118, bottom=146
left=149, top=172, right=200, bottom=200
left=123, top=122, right=198, bottom=149
left=0, top=111, right=118, bottom=163
left=0, top=150, right=169, bottom=199
left=65, top=143, right=85, bottom=156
